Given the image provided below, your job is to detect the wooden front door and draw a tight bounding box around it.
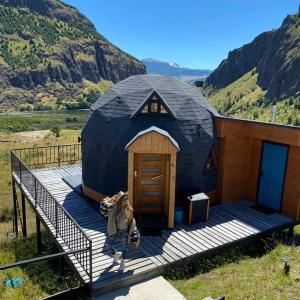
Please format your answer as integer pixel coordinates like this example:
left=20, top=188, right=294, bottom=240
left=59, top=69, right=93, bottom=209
left=134, top=154, right=169, bottom=214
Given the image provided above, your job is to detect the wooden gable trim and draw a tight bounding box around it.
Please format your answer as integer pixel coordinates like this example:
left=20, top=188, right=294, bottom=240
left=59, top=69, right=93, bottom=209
left=125, top=127, right=180, bottom=152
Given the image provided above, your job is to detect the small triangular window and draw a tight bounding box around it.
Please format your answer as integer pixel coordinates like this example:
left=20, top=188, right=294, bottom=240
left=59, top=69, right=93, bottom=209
left=140, top=93, right=169, bottom=115
left=204, top=146, right=217, bottom=172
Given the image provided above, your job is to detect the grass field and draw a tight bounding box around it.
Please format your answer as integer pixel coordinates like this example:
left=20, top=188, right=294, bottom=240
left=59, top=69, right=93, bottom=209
left=0, top=127, right=82, bottom=299
left=0, top=110, right=88, bottom=133
left=168, top=234, right=300, bottom=300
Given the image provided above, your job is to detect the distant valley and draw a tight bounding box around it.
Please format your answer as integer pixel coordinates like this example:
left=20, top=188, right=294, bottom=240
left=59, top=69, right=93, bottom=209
left=0, top=0, right=298, bottom=128
left=141, top=58, right=211, bottom=82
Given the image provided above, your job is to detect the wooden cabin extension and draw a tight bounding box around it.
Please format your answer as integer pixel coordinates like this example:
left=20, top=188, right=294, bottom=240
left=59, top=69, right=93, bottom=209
left=214, top=117, right=300, bottom=222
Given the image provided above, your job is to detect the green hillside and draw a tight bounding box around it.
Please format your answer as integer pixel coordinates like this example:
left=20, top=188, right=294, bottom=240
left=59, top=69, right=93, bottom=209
left=207, top=69, right=300, bottom=125
left=0, top=0, right=145, bottom=111
left=205, top=11, right=300, bottom=125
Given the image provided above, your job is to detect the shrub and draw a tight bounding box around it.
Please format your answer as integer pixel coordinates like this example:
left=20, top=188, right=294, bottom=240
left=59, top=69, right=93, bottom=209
left=85, top=90, right=101, bottom=103
left=65, top=100, right=91, bottom=110
left=288, top=97, right=294, bottom=105
left=56, top=96, right=63, bottom=105
left=20, top=104, right=33, bottom=111
left=51, top=126, right=61, bottom=137
left=0, top=207, right=13, bottom=222
left=65, top=116, right=79, bottom=123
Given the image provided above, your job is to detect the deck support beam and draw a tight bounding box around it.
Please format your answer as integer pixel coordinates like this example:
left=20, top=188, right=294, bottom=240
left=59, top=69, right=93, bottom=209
left=12, top=179, right=18, bottom=238
left=36, top=216, right=42, bottom=255
left=288, top=226, right=294, bottom=238
left=21, top=193, right=27, bottom=238
left=58, top=256, right=65, bottom=277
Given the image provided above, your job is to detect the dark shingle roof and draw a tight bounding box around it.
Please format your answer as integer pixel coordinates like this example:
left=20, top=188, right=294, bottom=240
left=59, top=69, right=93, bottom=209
left=90, top=75, right=219, bottom=119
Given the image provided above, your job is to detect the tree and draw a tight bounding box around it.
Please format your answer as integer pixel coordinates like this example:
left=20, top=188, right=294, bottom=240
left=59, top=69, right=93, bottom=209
left=51, top=126, right=61, bottom=137
left=56, top=96, right=63, bottom=106
left=85, top=90, right=101, bottom=103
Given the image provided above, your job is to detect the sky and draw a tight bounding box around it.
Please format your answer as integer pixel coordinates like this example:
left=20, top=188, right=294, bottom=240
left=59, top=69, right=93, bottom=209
left=63, top=0, right=299, bottom=70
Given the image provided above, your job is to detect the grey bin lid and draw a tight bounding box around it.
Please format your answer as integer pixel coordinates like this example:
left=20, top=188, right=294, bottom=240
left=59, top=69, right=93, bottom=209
left=188, top=192, right=209, bottom=202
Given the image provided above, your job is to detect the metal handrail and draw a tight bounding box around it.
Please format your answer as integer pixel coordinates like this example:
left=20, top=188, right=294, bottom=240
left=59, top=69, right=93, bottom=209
left=12, top=152, right=90, bottom=239
left=10, top=146, right=93, bottom=284
left=13, top=144, right=82, bottom=168
left=12, top=143, right=82, bottom=151
left=0, top=248, right=89, bottom=271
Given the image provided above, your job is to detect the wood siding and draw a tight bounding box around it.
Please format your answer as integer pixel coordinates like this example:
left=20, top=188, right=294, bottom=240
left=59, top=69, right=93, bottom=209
left=215, top=117, right=300, bottom=221
left=282, top=146, right=300, bottom=220
left=217, top=136, right=252, bottom=203
left=247, top=139, right=262, bottom=202
left=216, top=117, right=300, bottom=146
left=127, top=131, right=178, bottom=154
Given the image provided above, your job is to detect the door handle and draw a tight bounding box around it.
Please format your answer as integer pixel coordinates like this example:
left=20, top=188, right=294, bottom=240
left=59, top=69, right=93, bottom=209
left=151, top=174, right=163, bottom=180
left=134, top=170, right=138, bottom=177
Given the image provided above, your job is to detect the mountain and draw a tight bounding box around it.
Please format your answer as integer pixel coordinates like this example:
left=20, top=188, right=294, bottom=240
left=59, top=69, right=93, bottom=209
left=141, top=58, right=211, bottom=80
left=0, top=0, right=146, bottom=111
left=204, top=10, right=300, bottom=125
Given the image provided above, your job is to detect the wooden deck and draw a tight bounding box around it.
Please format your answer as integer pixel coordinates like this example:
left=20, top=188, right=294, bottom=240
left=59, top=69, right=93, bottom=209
left=14, top=164, right=294, bottom=295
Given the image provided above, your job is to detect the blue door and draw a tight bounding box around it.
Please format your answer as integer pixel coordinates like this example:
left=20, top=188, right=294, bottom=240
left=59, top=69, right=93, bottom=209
left=257, top=142, right=288, bottom=211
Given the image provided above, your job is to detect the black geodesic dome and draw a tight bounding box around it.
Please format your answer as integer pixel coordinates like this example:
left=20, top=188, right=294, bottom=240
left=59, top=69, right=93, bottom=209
left=81, top=75, right=219, bottom=199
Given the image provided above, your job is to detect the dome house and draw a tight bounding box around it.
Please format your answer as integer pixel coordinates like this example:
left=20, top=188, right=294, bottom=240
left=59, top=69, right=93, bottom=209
left=81, top=75, right=219, bottom=228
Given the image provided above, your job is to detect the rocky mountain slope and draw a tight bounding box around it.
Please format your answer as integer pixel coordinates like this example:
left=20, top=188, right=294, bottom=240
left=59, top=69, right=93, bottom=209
left=204, top=10, right=300, bottom=125
left=142, top=58, right=211, bottom=80
left=0, top=0, right=146, bottom=111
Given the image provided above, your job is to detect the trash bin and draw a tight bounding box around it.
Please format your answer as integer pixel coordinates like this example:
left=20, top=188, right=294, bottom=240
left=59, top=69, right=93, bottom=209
left=187, top=193, right=209, bottom=224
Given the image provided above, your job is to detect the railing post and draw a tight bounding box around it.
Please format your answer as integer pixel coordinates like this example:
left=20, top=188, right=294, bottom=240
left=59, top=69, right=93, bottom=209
left=89, top=240, right=93, bottom=284
left=12, top=179, right=18, bottom=238
left=34, top=177, right=37, bottom=207
left=21, top=193, right=27, bottom=238
left=19, top=158, right=22, bottom=183
left=36, top=216, right=42, bottom=255
left=10, top=151, right=14, bottom=177
left=55, top=202, right=58, bottom=237
left=58, top=146, right=61, bottom=167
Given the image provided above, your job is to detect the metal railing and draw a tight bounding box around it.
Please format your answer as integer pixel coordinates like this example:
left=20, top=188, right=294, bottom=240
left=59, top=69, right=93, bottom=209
left=13, top=144, right=82, bottom=168
left=10, top=145, right=92, bottom=284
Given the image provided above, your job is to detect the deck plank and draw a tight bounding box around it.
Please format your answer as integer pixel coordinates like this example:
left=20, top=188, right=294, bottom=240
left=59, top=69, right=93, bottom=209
left=14, top=164, right=293, bottom=294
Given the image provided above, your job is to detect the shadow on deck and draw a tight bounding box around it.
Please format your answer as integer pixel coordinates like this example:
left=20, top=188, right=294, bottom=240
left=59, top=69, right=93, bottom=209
left=15, top=164, right=294, bottom=296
